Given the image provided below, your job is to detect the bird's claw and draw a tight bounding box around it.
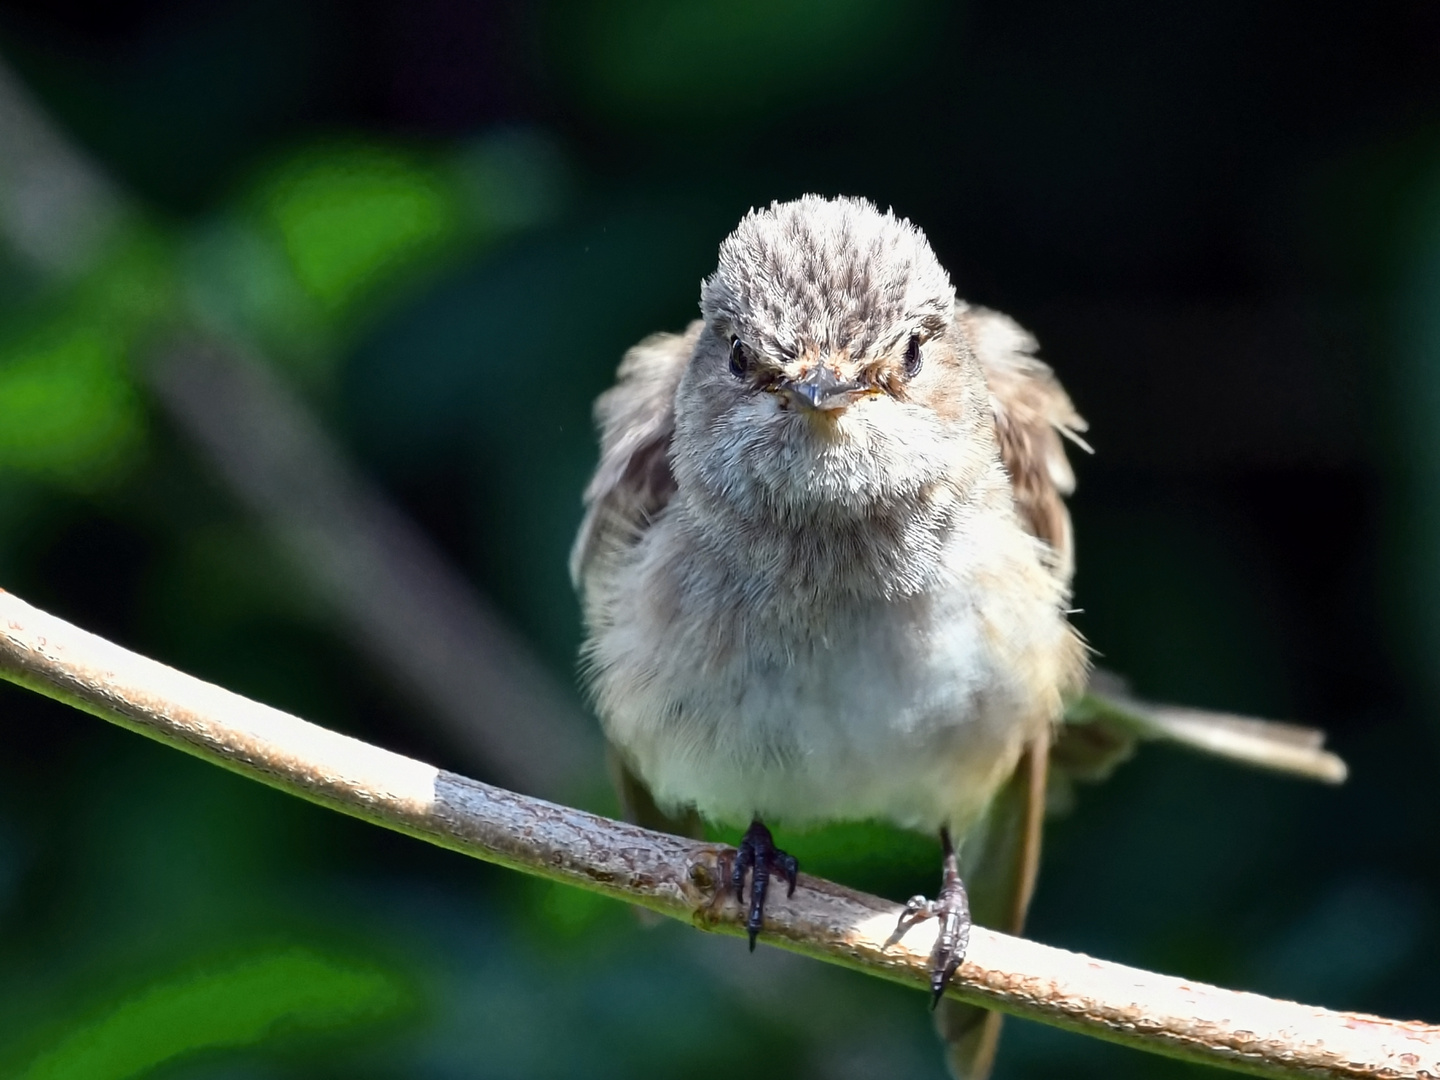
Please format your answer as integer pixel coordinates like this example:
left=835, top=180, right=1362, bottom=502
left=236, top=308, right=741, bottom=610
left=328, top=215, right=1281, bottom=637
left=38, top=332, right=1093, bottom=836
left=894, top=831, right=972, bottom=1007
left=902, top=894, right=936, bottom=921
left=731, top=819, right=798, bottom=950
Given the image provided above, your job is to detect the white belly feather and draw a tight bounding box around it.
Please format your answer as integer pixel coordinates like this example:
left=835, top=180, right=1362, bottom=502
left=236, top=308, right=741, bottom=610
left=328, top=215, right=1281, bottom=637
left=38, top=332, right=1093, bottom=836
left=587, top=506, right=1072, bottom=837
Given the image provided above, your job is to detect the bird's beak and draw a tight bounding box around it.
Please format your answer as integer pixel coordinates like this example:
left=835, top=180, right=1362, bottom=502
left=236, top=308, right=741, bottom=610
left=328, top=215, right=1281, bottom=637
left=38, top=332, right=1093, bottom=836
left=781, top=366, right=865, bottom=411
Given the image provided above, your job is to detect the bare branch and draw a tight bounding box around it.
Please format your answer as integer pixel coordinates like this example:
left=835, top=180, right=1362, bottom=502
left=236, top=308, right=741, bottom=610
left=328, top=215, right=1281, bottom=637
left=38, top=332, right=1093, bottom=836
left=0, top=590, right=1434, bottom=1078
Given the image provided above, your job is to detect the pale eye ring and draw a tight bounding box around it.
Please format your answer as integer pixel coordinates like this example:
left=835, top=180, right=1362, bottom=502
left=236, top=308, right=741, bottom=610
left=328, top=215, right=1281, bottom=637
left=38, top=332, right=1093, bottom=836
left=903, top=334, right=923, bottom=378
left=729, top=337, right=751, bottom=379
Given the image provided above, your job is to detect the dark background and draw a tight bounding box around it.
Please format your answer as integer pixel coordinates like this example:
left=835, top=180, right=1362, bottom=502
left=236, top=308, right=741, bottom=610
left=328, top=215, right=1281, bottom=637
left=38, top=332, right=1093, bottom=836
left=0, top=1, right=1436, bottom=1077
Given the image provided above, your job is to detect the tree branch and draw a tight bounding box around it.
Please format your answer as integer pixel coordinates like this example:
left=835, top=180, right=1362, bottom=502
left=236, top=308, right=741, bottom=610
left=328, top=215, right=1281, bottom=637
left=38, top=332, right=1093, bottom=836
left=0, top=589, right=1434, bottom=1079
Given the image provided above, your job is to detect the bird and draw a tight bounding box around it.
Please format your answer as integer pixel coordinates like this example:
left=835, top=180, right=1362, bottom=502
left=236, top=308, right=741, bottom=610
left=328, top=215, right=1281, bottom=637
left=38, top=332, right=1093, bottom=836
left=570, top=194, right=1346, bottom=1080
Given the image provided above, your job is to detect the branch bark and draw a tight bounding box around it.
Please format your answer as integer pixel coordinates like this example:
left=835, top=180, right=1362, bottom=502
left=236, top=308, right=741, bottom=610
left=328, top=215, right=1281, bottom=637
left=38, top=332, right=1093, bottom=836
left=0, top=589, right=1434, bottom=1080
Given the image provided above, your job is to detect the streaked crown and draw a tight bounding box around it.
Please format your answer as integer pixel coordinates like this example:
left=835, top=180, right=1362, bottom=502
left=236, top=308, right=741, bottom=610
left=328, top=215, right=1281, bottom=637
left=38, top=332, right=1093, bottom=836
left=701, top=195, right=956, bottom=361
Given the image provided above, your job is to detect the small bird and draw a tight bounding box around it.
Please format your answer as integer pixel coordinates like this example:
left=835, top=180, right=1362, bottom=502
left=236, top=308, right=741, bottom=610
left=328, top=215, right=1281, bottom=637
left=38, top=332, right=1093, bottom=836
left=571, top=195, right=1345, bottom=1079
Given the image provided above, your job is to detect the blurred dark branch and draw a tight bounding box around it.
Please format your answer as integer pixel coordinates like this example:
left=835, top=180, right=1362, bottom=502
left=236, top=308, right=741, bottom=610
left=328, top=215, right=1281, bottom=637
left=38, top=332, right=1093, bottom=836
left=145, top=343, right=600, bottom=797
left=0, top=53, right=597, bottom=797
left=0, top=62, right=123, bottom=275
left=1, top=590, right=1434, bottom=1080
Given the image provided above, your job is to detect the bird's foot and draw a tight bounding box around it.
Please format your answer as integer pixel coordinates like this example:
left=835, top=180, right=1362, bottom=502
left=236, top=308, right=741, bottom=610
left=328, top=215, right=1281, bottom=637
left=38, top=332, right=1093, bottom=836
left=731, top=819, right=798, bottom=950
left=894, top=829, right=972, bottom=1007
left=899, top=884, right=972, bottom=1006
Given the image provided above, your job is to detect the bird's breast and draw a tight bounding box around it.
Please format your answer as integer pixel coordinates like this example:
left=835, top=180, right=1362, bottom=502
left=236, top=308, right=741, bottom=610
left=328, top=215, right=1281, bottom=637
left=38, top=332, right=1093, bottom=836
left=586, top=505, right=1074, bottom=833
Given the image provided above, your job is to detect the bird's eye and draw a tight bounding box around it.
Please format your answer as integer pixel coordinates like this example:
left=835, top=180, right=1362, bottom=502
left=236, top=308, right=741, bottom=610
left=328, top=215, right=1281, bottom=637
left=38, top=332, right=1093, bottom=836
left=903, top=334, right=923, bottom=378
left=729, top=338, right=751, bottom=379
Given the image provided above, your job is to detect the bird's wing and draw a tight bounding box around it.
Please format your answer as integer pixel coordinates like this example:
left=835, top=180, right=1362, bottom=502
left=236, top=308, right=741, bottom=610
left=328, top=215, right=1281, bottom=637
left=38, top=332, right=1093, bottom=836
left=573, top=322, right=702, bottom=843
left=569, top=322, right=700, bottom=587
left=963, top=306, right=1090, bottom=582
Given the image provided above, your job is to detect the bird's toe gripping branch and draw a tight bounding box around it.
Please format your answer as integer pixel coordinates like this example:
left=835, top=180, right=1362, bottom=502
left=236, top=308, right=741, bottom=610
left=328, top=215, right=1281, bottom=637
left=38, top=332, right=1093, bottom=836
left=731, top=819, right=799, bottom=950
left=895, top=828, right=973, bottom=1006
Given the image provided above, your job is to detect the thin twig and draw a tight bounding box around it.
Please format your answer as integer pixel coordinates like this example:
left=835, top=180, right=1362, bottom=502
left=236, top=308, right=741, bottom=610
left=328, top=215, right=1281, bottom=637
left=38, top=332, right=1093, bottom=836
left=0, top=590, right=1433, bottom=1079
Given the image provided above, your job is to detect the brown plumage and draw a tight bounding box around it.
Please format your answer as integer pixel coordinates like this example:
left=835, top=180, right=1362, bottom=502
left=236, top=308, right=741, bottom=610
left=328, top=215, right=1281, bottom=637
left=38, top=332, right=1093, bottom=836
left=963, top=307, right=1090, bottom=581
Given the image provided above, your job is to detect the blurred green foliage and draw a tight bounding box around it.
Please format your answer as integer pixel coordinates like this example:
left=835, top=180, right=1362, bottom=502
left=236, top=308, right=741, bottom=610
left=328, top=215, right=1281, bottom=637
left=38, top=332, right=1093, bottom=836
left=14, top=948, right=411, bottom=1080
left=0, top=227, right=171, bottom=487
left=0, top=323, right=142, bottom=484
left=263, top=146, right=459, bottom=311
left=0, top=1, right=1436, bottom=1078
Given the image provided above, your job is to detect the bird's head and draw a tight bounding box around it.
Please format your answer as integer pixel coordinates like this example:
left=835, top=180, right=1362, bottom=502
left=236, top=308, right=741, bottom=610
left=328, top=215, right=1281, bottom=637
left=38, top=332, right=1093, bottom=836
left=672, top=195, right=994, bottom=519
